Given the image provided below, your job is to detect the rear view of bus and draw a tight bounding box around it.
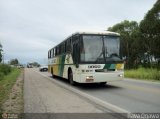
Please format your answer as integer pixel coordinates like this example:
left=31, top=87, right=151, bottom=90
left=48, top=31, right=124, bottom=85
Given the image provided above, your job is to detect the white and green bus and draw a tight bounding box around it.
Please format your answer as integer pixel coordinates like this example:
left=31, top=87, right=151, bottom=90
left=48, top=31, right=124, bottom=85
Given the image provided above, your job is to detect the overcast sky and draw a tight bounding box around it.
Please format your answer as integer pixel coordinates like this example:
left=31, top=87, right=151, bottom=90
left=0, top=0, right=157, bottom=64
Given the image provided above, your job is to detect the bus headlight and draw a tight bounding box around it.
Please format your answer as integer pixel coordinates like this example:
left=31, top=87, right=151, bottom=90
left=118, top=74, right=123, bottom=77
left=86, top=76, right=94, bottom=82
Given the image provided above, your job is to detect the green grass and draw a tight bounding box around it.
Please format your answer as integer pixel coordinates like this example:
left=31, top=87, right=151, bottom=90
left=0, top=68, right=21, bottom=110
left=125, top=67, right=160, bottom=81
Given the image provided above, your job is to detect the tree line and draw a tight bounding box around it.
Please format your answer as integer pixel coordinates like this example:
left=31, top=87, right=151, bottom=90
left=0, top=43, right=20, bottom=66
left=108, top=0, right=160, bottom=69
left=0, top=43, right=3, bottom=63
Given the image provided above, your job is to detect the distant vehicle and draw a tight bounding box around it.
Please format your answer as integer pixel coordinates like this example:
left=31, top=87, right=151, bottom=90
left=39, top=65, right=48, bottom=72
left=48, top=31, right=124, bottom=85
left=27, top=64, right=33, bottom=68
left=17, top=65, right=24, bottom=68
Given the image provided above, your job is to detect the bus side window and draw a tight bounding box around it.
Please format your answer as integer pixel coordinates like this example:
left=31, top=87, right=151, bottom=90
left=58, top=45, right=61, bottom=55
left=52, top=49, right=54, bottom=58
left=55, top=47, right=59, bottom=56
left=72, top=35, right=80, bottom=67
left=53, top=48, right=55, bottom=57
left=51, top=49, right=53, bottom=58
left=64, top=41, right=67, bottom=53
left=61, top=42, right=65, bottom=54
left=57, top=47, right=59, bottom=55
left=49, top=50, right=51, bottom=58
left=66, top=38, right=72, bottom=52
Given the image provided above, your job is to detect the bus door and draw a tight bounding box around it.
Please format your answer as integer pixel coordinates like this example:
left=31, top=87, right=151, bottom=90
left=72, top=35, right=80, bottom=68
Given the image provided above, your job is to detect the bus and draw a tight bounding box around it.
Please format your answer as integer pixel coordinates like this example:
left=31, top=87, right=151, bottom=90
left=48, top=31, right=124, bottom=85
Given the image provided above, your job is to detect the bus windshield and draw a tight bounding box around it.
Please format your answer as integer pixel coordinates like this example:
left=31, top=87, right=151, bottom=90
left=81, top=35, right=122, bottom=63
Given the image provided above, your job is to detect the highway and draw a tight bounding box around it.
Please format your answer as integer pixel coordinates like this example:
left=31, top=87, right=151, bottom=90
left=24, top=68, right=160, bottom=114
left=75, top=79, right=160, bottom=113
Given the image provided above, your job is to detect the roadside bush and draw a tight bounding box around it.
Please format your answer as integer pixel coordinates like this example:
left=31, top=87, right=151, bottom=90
left=0, top=64, right=11, bottom=76
left=125, top=67, right=160, bottom=81
left=154, top=70, right=160, bottom=80
left=0, top=72, right=4, bottom=80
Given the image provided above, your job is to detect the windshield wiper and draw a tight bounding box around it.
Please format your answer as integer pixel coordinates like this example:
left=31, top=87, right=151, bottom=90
left=95, top=37, right=106, bottom=63
left=105, top=53, right=123, bottom=63
left=110, top=53, right=119, bottom=58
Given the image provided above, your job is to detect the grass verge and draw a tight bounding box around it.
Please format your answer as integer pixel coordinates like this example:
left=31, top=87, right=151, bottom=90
left=0, top=68, right=21, bottom=111
left=124, top=67, right=160, bottom=81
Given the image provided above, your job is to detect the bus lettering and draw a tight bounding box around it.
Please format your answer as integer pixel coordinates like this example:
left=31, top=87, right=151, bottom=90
left=88, top=65, right=101, bottom=68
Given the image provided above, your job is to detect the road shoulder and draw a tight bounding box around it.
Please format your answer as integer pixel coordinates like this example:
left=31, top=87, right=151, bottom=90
left=1, top=69, right=24, bottom=113
left=24, top=68, right=104, bottom=113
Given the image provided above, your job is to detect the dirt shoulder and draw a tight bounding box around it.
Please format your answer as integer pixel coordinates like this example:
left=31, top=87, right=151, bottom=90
left=1, top=69, right=24, bottom=113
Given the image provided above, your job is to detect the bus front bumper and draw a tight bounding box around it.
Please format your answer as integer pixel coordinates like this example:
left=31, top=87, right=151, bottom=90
left=78, top=72, right=124, bottom=83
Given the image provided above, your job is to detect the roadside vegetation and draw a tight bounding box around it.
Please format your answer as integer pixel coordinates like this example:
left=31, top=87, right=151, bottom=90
left=0, top=64, right=12, bottom=80
left=125, top=67, right=160, bottom=81
left=0, top=64, right=21, bottom=111
left=108, top=1, right=160, bottom=81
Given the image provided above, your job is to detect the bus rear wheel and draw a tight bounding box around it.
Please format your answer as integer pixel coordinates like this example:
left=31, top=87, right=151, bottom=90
left=51, top=68, right=55, bottom=78
left=68, top=70, right=75, bottom=85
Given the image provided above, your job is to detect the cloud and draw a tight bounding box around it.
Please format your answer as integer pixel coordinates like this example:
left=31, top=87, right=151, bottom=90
left=0, top=0, right=157, bottom=64
left=0, top=31, right=55, bottom=64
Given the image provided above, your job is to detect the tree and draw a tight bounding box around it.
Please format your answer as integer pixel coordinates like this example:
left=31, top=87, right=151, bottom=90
left=108, top=20, right=140, bottom=69
left=10, top=59, right=19, bottom=65
left=0, top=43, right=3, bottom=63
left=139, top=0, right=160, bottom=68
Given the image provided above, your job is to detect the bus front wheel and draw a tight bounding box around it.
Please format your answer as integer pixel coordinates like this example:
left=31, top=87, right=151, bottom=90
left=99, top=82, right=107, bottom=86
left=68, top=70, right=75, bottom=85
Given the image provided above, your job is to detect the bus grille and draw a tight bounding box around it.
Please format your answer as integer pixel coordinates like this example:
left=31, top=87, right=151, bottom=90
left=95, top=69, right=115, bottom=72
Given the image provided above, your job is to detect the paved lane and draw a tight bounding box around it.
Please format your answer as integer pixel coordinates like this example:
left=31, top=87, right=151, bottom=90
left=24, top=68, right=105, bottom=113
left=75, top=80, right=160, bottom=113
left=38, top=68, right=160, bottom=113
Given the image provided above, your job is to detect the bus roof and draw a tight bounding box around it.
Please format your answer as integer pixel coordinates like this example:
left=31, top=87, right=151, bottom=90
left=72, top=31, right=120, bottom=36
left=63, top=31, right=120, bottom=42
left=49, top=31, right=120, bottom=51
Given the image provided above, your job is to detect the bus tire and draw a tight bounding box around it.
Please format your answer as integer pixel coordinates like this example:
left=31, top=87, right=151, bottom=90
left=68, top=69, right=75, bottom=85
left=51, top=68, right=55, bottom=78
left=99, top=82, right=107, bottom=86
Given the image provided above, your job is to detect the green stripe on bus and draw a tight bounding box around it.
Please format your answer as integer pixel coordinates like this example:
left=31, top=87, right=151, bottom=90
left=59, top=54, right=66, bottom=77
left=103, top=64, right=115, bottom=69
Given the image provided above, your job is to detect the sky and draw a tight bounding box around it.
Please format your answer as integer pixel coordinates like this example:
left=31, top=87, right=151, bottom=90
left=0, top=0, right=157, bottom=64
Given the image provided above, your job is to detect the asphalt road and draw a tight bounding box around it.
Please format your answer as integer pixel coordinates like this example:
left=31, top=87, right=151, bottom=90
left=24, top=68, right=104, bottom=113
left=75, top=79, right=160, bottom=113
left=24, top=68, right=160, bottom=114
